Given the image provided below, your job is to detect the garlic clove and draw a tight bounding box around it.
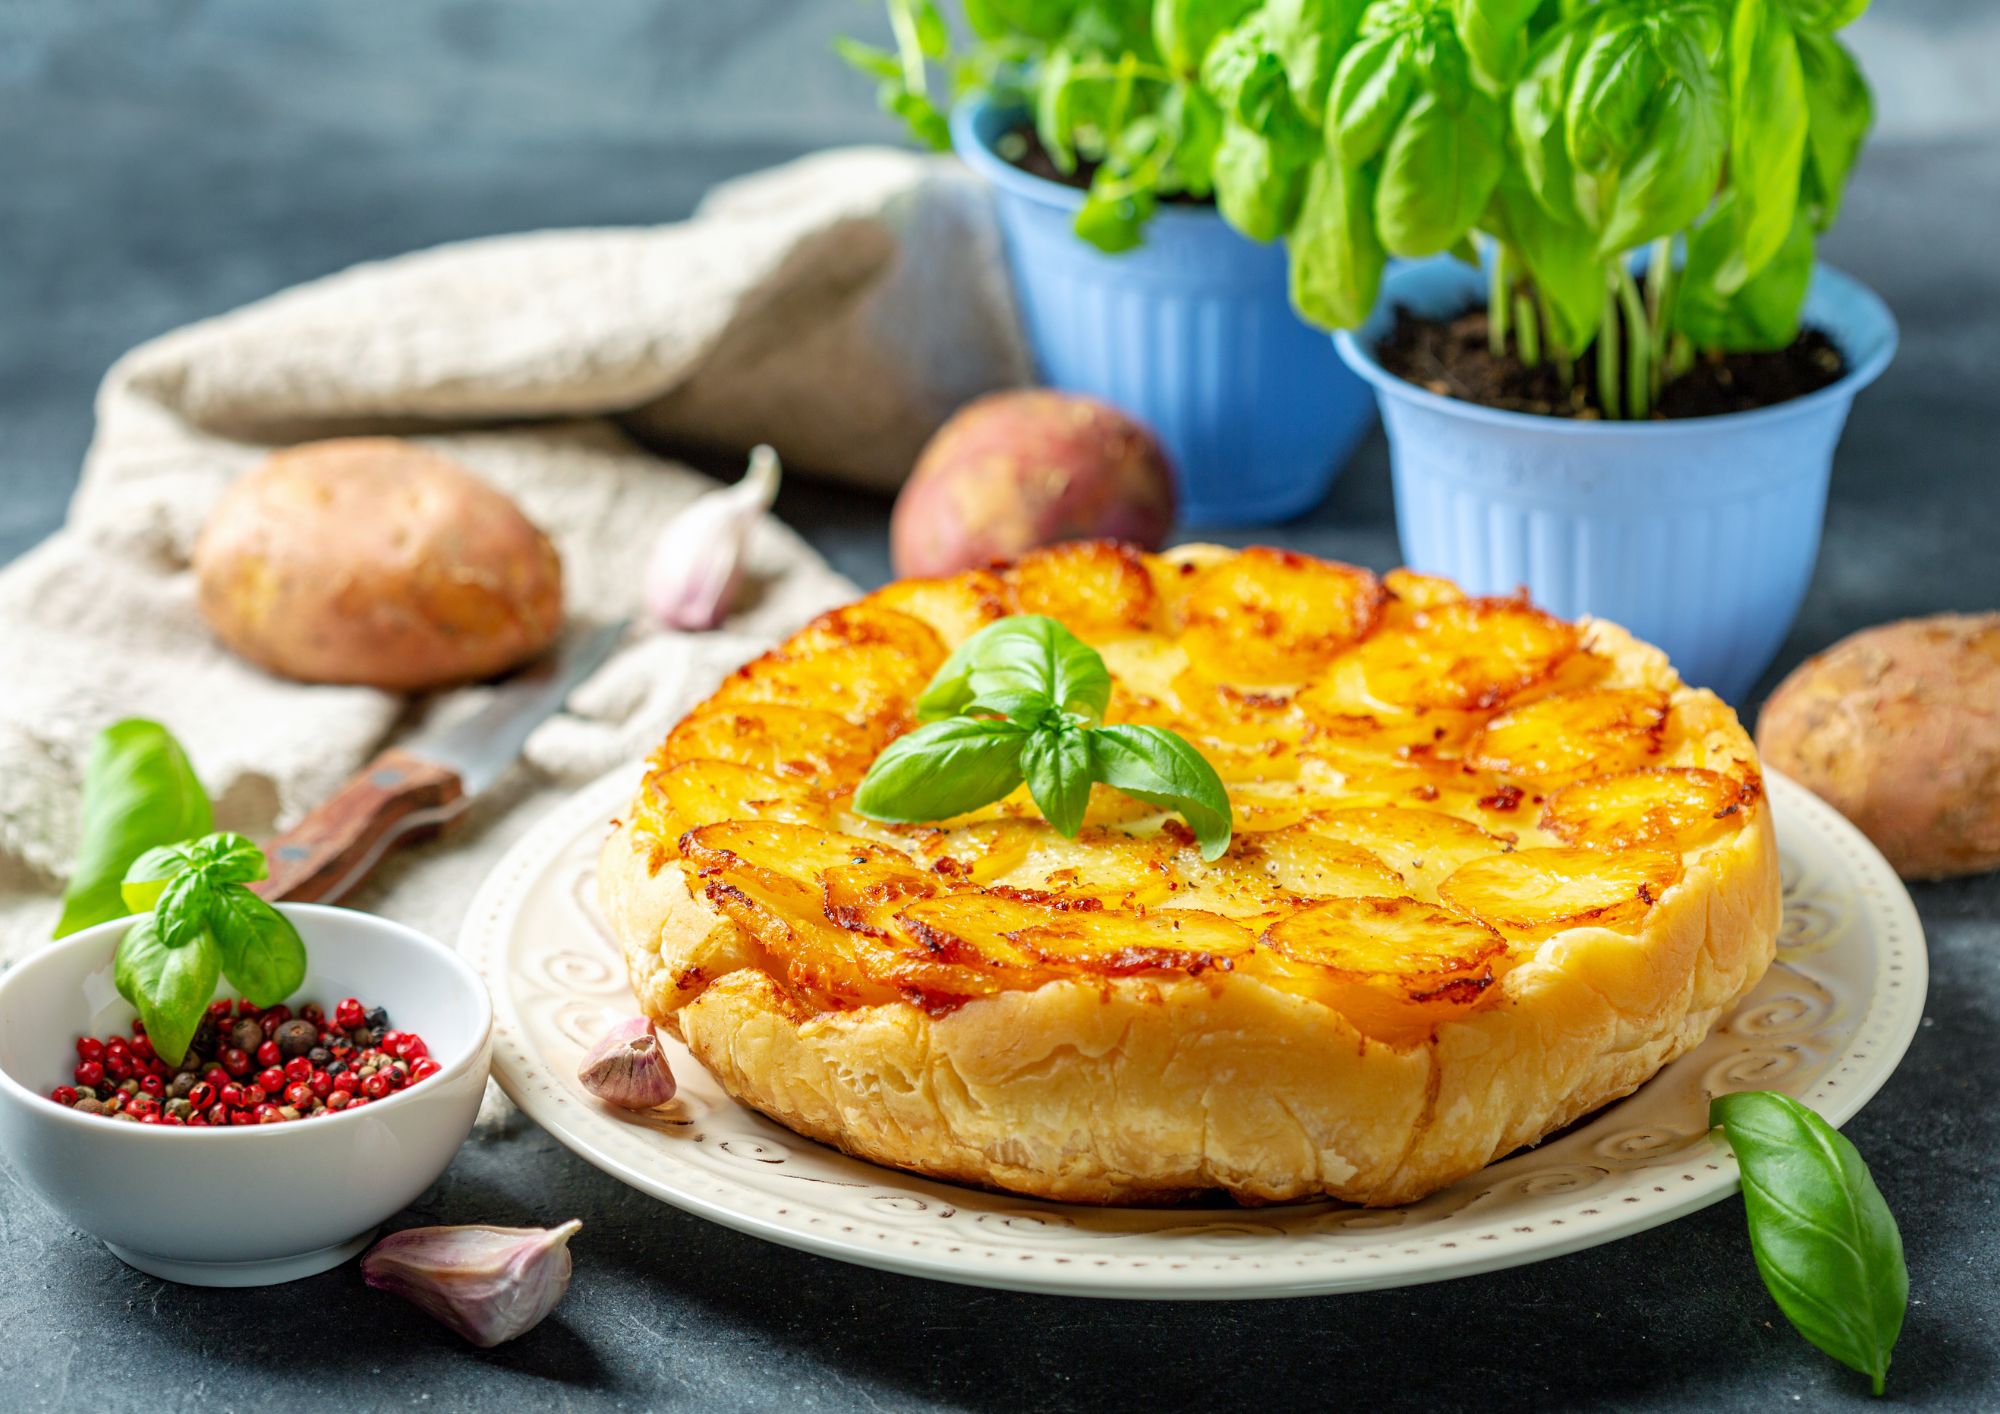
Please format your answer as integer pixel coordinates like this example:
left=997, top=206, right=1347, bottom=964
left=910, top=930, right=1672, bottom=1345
left=577, top=1013, right=677, bottom=1109
left=362, top=1220, right=582, bottom=1348
left=643, top=444, right=783, bottom=631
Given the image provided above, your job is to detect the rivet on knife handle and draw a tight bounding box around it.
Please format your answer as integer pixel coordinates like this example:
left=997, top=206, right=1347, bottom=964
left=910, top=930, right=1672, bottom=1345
left=255, top=748, right=468, bottom=904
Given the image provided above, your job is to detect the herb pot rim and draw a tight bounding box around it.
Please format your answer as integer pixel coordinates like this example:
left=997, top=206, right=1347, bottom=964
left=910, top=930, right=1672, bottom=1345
left=1333, top=256, right=1898, bottom=439
left=949, top=94, right=1230, bottom=231
left=0, top=901, right=493, bottom=1142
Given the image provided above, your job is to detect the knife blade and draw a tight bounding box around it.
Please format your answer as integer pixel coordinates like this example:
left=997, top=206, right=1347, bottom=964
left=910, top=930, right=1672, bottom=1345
left=255, top=619, right=628, bottom=905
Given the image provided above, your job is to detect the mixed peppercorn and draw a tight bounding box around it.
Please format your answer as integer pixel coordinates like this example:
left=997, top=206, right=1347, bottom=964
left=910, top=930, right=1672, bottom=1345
left=49, top=997, right=440, bottom=1126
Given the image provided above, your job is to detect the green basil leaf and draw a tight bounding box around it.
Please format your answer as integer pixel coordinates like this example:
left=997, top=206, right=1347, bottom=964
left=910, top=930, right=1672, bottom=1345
left=1723, top=0, right=1808, bottom=290
left=1674, top=195, right=1814, bottom=351
left=209, top=887, right=308, bottom=1008
left=1035, top=45, right=1079, bottom=170
left=1592, top=58, right=1725, bottom=255
left=1288, top=154, right=1385, bottom=329
left=1711, top=1091, right=1907, bottom=1396
left=120, top=840, right=200, bottom=915
left=1453, top=0, right=1541, bottom=92
left=1087, top=724, right=1234, bottom=860
left=1375, top=88, right=1504, bottom=257
left=1772, top=0, right=1867, bottom=34
left=1214, top=118, right=1309, bottom=241
left=915, top=617, right=1113, bottom=726
left=55, top=719, right=213, bottom=938
left=1487, top=172, right=1603, bottom=349
left=1328, top=30, right=1415, bottom=166
left=1797, top=31, right=1871, bottom=231
left=1512, top=15, right=1591, bottom=226
left=113, top=913, right=221, bottom=1068
left=1021, top=726, right=1096, bottom=839
left=153, top=867, right=216, bottom=948
left=1565, top=15, right=1660, bottom=177
left=853, top=718, right=1031, bottom=824
left=1153, top=0, right=1261, bottom=79
left=1264, top=0, right=1367, bottom=123
left=187, top=831, right=269, bottom=885
left=833, top=36, right=905, bottom=82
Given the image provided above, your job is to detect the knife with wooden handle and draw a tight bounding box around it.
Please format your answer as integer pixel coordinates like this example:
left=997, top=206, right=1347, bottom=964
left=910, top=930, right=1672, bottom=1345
left=255, top=620, right=626, bottom=904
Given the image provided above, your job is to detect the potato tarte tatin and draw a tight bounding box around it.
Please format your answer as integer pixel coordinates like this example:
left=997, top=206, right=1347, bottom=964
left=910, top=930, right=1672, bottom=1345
left=599, top=542, right=1779, bottom=1206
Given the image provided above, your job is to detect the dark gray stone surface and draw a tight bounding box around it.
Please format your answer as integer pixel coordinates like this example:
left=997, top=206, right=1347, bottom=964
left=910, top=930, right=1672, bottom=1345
left=3, top=4, right=1997, bottom=1411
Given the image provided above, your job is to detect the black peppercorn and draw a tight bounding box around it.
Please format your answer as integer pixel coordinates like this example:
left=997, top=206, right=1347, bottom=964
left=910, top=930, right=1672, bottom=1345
left=274, top=1018, right=319, bottom=1059
left=325, top=1059, right=347, bottom=1076
left=349, top=1027, right=375, bottom=1048
left=229, top=1018, right=264, bottom=1054
left=308, top=1047, right=332, bottom=1067
left=168, top=1072, right=198, bottom=1100
left=364, top=1006, right=390, bottom=1032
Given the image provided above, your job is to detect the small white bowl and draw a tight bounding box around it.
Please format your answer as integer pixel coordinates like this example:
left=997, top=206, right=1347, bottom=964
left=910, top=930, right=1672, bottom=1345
left=0, top=904, right=492, bottom=1287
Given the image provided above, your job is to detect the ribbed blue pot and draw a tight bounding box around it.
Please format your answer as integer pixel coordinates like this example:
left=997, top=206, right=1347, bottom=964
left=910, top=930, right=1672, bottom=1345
left=1334, top=257, right=1896, bottom=703
left=953, top=99, right=1374, bottom=527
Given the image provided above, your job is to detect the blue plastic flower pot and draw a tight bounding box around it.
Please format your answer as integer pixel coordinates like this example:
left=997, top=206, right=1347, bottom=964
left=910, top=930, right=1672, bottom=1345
left=1334, top=256, right=1896, bottom=703
left=953, top=98, right=1374, bottom=527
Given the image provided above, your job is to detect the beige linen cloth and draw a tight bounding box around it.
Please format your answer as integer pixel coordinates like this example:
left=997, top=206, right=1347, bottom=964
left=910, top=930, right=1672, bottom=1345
left=0, top=146, right=1030, bottom=966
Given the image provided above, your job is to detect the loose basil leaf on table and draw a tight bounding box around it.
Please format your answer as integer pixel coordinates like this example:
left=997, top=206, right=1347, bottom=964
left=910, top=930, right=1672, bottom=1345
left=1021, top=725, right=1097, bottom=839
left=113, top=913, right=222, bottom=1069
left=54, top=718, right=213, bottom=939
left=854, top=717, right=1033, bottom=824
left=1088, top=724, right=1233, bottom=861
left=209, top=886, right=309, bottom=1008
left=1711, top=1091, right=1908, bottom=1396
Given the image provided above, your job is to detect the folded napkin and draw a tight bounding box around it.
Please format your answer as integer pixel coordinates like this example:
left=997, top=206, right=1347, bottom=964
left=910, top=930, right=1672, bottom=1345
left=0, top=146, right=1031, bottom=964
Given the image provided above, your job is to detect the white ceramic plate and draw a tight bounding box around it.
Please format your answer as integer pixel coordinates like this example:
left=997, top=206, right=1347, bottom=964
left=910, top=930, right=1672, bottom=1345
left=462, top=770, right=1926, bottom=1299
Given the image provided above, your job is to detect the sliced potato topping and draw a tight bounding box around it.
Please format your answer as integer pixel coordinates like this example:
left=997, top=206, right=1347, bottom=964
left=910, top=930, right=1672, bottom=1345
left=662, top=705, right=881, bottom=784
left=1008, top=540, right=1160, bottom=638
left=1542, top=767, right=1749, bottom=851
left=709, top=603, right=944, bottom=724
left=1315, top=808, right=1510, bottom=898
left=1177, top=548, right=1385, bottom=686
left=1350, top=597, right=1580, bottom=710
left=1258, top=896, right=1507, bottom=1044
left=646, top=547, right=1759, bottom=1019
left=1439, top=846, right=1683, bottom=941
left=1467, top=688, right=1669, bottom=783
left=652, top=759, right=828, bottom=833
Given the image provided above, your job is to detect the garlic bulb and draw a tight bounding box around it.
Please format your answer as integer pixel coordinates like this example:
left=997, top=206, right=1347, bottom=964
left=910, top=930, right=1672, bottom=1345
left=577, top=1013, right=676, bottom=1109
left=362, top=1220, right=581, bottom=1348
left=643, top=444, right=782, bottom=630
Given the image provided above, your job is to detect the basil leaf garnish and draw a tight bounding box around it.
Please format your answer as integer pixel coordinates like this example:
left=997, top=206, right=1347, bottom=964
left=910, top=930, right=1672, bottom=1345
left=1089, top=724, right=1235, bottom=861
left=120, top=840, right=201, bottom=915
left=1712, top=1091, right=1908, bottom=1395
left=153, top=866, right=217, bottom=949
left=1021, top=725, right=1095, bottom=839
left=56, top=719, right=212, bottom=938
left=113, top=913, right=221, bottom=1068
left=854, top=718, right=1032, bottom=824
left=211, top=887, right=309, bottom=1008
left=914, top=616, right=1112, bottom=726
left=860, top=615, right=1233, bottom=854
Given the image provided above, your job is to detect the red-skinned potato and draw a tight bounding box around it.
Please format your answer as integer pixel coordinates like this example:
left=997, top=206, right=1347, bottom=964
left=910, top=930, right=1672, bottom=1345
left=194, top=438, right=564, bottom=692
left=890, top=391, right=1176, bottom=579
left=1757, top=613, right=2000, bottom=880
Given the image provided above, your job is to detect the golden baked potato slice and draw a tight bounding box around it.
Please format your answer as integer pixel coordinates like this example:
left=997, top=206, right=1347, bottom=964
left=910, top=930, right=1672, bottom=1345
left=709, top=603, right=945, bottom=724
left=1349, top=597, right=1580, bottom=710
left=661, top=705, right=881, bottom=783
left=1467, top=688, right=1670, bottom=783
left=1176, top=827, right=1407, bottom=917
left=895, top=893, right=1252, bottom=980
left=1177, top=547, right=1385, bottom=686
left=1381, top=567, right=1466, bottom=616
left=1315, top=808, right=1511, bottom=898
left=1439, top=846, right=1683, bottom=941
left=921, top=820, right=1180, bottom=906
left=868, top=569, right=1014, bottom=646
left=1259, top=897, right=1507, bottom=1045
left=648, top=759, right=829, bottom=833
left=1542, top=766, right=1749, bottom=851
left=1008, top=540, right=1161, bottom=638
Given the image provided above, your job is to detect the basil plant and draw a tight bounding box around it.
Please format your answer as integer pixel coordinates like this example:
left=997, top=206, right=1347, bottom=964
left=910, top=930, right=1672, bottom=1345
left=847, top=0, right=1873, bottom=417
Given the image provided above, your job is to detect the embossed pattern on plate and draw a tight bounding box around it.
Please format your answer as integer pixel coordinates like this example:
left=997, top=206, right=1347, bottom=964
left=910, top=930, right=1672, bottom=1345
left=462, top=770, right=1926, bottom=1299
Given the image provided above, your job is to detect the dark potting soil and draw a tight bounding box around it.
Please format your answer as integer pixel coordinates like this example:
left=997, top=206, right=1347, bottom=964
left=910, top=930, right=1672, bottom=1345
left=1376, top=305, right=1847, bottom=419
left=998, top=123, right=1212, bottom=206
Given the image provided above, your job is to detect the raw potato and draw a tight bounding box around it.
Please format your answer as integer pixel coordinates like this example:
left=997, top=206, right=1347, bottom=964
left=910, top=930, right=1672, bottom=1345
left=890, top=391, right=1175, bottom=578
left=1757, top=613, right=2000, bottom=879
left=194, top=438, right=564, bottom=691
